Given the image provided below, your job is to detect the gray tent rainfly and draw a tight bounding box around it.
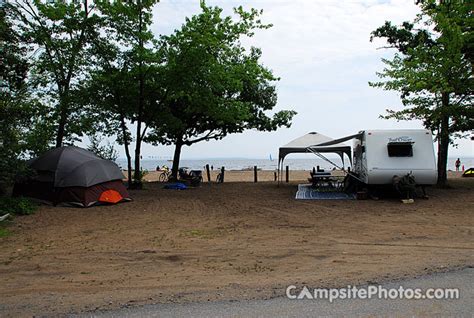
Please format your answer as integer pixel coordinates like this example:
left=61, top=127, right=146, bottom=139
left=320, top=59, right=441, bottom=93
left=278, top=132, right=352, bottom=182
left=14, top=146, right=131, bottom=207
left=29, top=146, right=125, bottom=187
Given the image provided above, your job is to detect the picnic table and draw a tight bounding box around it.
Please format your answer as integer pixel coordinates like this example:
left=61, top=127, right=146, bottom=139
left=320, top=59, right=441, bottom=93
left=308, top=172, right=344, bottom=191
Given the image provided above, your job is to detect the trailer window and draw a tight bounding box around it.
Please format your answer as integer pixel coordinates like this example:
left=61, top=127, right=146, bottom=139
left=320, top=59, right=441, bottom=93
left=387, top=143, right=413, bottom=157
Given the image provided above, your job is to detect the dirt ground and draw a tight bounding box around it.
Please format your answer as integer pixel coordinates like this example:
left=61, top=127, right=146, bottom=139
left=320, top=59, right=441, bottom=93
left=0, top=173, right=472, bottom=317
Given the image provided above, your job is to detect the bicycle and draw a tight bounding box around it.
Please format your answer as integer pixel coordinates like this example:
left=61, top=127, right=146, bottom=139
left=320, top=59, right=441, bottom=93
left=159, top=170, right=172, bottom=182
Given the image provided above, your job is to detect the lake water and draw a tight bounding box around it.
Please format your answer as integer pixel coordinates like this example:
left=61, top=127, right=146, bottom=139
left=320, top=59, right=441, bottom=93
left=116, top=157, right=474, bottom=171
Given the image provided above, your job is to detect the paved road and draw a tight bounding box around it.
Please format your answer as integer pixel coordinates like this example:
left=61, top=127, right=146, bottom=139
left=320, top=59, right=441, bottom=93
left=81, top=268, right=473, bottom=317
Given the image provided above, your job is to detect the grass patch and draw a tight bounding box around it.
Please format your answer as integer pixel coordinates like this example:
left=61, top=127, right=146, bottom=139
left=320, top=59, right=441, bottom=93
left=0, top=197, right=36, bottom=239
left=0, top=228, right=10, bottom=238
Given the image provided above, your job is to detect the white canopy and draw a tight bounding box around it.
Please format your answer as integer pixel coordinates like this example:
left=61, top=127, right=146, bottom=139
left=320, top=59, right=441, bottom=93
left=278, top=132, right=352, bottom=163
left=277, top=132, right=353, bottom=183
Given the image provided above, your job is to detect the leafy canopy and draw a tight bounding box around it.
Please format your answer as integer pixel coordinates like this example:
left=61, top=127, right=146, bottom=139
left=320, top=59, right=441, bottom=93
left=369, top=0, right=473, bottom=136
left=0, top=4, right=50, bottom=194
left=370, top=0, right=473, bottom=185
left=11, top=0, right=106, bottom=146
left=147, top=2, right=296, bottom=147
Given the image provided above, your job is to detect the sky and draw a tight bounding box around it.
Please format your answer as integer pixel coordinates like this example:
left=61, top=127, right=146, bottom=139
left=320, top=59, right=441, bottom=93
left=96, top=0, right=474, bottom=159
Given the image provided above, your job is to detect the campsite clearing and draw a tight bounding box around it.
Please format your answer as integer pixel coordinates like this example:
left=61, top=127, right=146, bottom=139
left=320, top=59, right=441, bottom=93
left=0, top=175, right=473, bottom=316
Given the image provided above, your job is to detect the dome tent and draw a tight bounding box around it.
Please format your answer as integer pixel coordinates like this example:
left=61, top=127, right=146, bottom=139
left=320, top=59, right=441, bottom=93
left=13, top=146, right=131, bottom=207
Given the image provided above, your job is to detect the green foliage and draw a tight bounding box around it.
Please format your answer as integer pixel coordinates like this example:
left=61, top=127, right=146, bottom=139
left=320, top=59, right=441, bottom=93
left=146, top=2, right=296, bottom=177
left=1, top=6, right=27, bottom=194
left=151, top=3, right=295, bottom=144
left=136, top=169, right=149, bottom=182
left=0, top=7, right=28, bottom=92
left=0, top=4, right=51, bottom=194
left=10, top=0, right=107, bottom=147
left=4, top=0, right=295, bottom=189
left=0, top=228, right=10, bottom=238
left=87, top=134, right=119, bottom=161
left=370, top=0, right=473, bottom=185
left=0, top=197, right=36, bottom=216
left=95, top=0, right=161, bottom=185
left=370, top=1, right=472, bottom=130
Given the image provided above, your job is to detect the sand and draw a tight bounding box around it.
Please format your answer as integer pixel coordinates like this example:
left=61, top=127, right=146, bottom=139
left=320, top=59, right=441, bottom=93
left=144, top=169, right=343, bottom=183
left=0, top=173, right=472, bottom=316
left=144, top=169, right=463, bottom=183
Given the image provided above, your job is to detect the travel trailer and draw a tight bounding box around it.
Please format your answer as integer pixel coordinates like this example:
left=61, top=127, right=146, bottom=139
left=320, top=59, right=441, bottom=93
left=278, top=129, right=438, bottom=187
left=352, top=129, right=437, bottom=185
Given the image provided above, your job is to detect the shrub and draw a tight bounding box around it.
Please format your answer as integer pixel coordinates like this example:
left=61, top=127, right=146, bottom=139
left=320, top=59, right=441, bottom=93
left=130, top=168, right=149, bottom=189
left=0, top=197, right=36, bottom=216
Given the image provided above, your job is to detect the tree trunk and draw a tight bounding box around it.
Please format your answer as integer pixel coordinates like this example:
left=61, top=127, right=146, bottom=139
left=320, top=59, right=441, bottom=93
left=133, top=0, right=145, bottom=186
left=133, top=126, right=142, bottom=185
left=55, top=90, right=69, bottom=147
left=119, top=113, right=132, bottom=188
left=55, top=111, right=67, bottom=147
left=437, top=93, right=450, bottom=187
left=133, top=82, right=144, bottom=183
left=171, top=138, right=183, bottom=181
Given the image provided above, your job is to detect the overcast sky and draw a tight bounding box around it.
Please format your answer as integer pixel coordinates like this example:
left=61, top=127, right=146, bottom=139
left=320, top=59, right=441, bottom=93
left=103, top=0, right=473, bottom=159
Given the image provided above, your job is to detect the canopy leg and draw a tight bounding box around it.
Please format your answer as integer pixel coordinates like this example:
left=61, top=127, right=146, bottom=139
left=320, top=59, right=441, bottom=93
left=277, top=163, right=279, bottom=185
left=277, top=160, right=281, bottom=185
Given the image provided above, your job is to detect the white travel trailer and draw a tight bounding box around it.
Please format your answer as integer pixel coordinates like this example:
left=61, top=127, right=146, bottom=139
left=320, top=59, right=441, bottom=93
left=351, top=129, right=437, bottom=185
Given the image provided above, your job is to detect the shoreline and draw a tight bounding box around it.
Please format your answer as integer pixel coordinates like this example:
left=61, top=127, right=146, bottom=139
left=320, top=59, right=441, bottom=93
left=117, top=157, right=474, bottom=172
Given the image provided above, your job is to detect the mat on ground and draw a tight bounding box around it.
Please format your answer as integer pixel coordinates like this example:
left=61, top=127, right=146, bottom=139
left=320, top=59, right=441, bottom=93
left=295, top=184, right=355, bottom=200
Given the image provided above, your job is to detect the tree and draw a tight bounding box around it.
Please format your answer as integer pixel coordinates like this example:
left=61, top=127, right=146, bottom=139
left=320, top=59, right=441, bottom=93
left=370, top=0, right=473, bottom=186
left=80, top=45, right=138, bottom=187
left=0, top=4, right=28, bottom=195
left=10, top=0, right=104, bottom=147
left=98, top=0, right=160, bottom=187
left=0, top=4, right=50, bottom=194
left=87, top=134, right=119, bottom=162
left=147, top=3, right=296, bottom=180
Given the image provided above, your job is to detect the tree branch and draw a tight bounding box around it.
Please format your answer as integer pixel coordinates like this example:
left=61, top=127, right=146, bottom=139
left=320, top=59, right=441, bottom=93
left=186, top=129, right=225, bottom=145
left=15, top=1, right=64, bottom=87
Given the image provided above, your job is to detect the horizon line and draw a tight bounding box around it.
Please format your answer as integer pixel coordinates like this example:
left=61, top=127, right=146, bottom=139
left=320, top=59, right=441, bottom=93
left=116, top=156, right=474, bottom=161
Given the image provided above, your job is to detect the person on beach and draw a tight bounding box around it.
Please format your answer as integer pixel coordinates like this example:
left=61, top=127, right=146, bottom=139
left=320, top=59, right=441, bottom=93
left=455, top=158, right=461, bottom=171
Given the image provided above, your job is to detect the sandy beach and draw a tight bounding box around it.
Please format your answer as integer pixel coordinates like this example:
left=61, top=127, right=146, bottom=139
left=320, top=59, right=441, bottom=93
left=144, top=169, right=345, bottom=183
left=142, top=169, right=462, bottom=183
left=0, top=173, right=472, bottom=316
